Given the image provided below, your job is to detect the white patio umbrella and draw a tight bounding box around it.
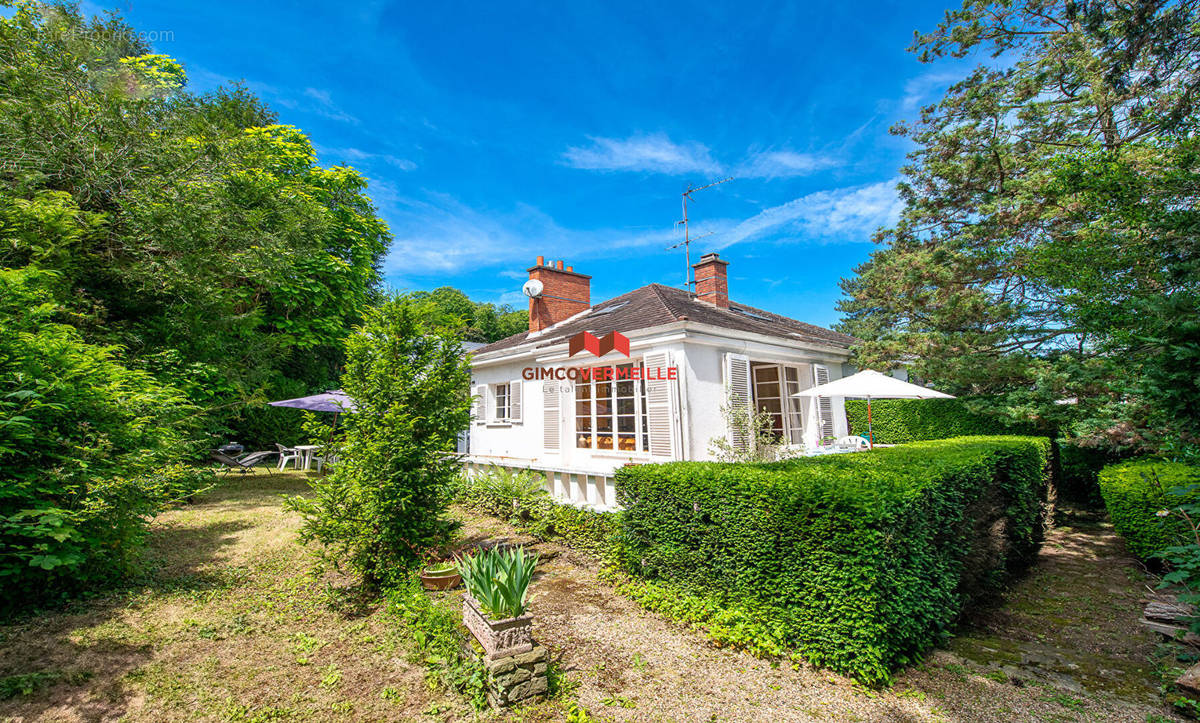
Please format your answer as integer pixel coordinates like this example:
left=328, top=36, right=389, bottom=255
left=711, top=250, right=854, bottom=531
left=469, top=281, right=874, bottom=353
left=792, top=369, right=953, bottom=449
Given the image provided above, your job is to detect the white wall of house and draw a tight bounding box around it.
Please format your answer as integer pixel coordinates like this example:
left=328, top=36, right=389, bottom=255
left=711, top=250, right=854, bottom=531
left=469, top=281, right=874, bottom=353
left=673, top=332, right=850, bottom=459
left=468, top=325, right=852, bottom=476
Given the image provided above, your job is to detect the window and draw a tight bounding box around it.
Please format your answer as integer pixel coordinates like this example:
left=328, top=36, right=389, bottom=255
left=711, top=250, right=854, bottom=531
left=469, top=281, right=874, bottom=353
left=590, top=301, right=629, bottom=317
left=575, top=362, right=650, bottom=453
left=750, top=363, right=806, bottom=444
left=491, top=383, right=509, bottom=422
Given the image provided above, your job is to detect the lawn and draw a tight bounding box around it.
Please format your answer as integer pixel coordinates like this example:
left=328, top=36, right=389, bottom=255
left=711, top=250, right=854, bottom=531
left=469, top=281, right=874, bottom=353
left=0, top=473, right=1186, bottom=722
left=0, top=473, right=465, bottom=722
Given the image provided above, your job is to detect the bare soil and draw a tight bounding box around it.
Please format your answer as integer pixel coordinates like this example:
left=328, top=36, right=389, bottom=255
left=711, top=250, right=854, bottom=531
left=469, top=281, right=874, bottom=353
left=0, top=476, right=1185, bottom=722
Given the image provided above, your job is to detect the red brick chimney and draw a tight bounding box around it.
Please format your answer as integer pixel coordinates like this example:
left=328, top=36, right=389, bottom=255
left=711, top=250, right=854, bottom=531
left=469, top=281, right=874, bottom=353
left=692, top=252, right=729, bottom=308
left=528, top=257, right=590, bottom=332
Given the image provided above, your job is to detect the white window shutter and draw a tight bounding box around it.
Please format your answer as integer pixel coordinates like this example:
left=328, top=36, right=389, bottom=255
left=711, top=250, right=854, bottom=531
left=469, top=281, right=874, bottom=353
left=543, top=383, right=560, bottom=451
left=813, top=365, right=835, bottom=442
left=644, top=350, right=678, bottom=458
left=472, top=385, right=486, bottom=425
left=723, top=353, right=752, bottom=453
left=509, top=381, right=522, bottom=423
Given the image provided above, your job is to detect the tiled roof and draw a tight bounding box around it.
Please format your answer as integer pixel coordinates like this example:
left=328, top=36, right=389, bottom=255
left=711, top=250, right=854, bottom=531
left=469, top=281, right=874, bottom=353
left=473, top=283, right=857, bottom=356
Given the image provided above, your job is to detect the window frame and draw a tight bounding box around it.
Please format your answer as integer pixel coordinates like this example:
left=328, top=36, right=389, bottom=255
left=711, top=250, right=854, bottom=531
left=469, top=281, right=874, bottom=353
left=573, top=361, right=651, bottom=454
left=750, top=362, right=807, bottom=445
left=492, top=382, right=510, bottom=423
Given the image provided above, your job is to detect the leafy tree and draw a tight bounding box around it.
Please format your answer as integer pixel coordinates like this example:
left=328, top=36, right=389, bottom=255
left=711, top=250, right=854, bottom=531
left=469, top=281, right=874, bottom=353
left=838, top=0, right=1200, bottom=448
left=0, top=267, right=210, bottom=612
left=286, top=298, right=471, bottom=587
left=0, top=3, right=390, bottom=447
left=408, top=286, right=527, bottom=343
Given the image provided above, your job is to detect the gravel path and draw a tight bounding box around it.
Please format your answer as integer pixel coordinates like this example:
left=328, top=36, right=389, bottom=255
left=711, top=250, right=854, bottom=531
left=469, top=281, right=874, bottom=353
left=458, top=508, right=1184, bottom=722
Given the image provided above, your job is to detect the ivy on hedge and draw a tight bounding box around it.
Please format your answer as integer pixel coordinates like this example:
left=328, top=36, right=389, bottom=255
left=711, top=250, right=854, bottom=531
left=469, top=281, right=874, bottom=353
left=1098, top=459, right=1200, bottom=561
left=613, top=436, right=1051, bottom=684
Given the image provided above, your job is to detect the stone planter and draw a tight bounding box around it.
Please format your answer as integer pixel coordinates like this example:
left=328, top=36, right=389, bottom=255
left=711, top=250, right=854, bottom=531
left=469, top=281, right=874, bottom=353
left=485, top=645, right=548, bottom=707
left=462, top=594, right=533, bottom=660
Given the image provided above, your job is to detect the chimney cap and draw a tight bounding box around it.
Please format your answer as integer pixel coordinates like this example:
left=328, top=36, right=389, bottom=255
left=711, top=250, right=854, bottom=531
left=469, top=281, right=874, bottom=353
left=694, top=252, right=728, bottom=266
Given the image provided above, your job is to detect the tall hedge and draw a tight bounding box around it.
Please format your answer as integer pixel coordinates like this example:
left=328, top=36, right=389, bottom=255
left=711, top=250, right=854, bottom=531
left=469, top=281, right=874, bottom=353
left=613, top=436, right=1051, bottom=683
left=844, top=399, right=1114, bottom=506
left=1098, top=459, right=1200, bottom=560
left=844, top=398, right=1030, bottom=444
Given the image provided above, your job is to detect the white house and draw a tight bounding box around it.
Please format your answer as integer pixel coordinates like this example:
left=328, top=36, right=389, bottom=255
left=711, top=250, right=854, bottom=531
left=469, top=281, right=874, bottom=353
left=465, top=253, right=857, bottom=510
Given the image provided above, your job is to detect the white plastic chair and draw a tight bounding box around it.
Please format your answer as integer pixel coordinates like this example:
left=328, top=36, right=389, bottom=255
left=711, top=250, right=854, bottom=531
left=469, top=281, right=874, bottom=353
left=836, top=435, right=870, bottom=451
left=315, top=453, right=338, bottom=473
left=276, top=443, right=300, bottom=470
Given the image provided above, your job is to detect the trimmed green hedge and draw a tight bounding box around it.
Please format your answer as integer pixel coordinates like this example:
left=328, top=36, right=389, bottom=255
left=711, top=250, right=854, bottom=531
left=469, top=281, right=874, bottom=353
left=613, top=436, right=1051, bottom=684
left=844, top=398, right=1030, bottom=444
left=1098, top=459, right=1200, bottom=560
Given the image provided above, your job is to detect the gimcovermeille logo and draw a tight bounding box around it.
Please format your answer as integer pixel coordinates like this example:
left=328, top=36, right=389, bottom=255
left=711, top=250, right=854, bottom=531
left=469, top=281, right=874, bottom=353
left=568, top=331, right=629, bottom=357
left=521, top=330, right=678, bottom=381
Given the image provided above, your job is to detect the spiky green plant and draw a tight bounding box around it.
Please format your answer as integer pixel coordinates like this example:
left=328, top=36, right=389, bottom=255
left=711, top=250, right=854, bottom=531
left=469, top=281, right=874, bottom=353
left=456, top=546, right=538, bottom=619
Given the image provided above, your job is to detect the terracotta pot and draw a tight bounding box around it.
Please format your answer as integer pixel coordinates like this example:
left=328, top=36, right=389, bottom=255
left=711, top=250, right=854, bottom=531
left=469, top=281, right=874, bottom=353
left=419, top=567, right=461, bottom=590
left=462, top=594, right=533, bottom=660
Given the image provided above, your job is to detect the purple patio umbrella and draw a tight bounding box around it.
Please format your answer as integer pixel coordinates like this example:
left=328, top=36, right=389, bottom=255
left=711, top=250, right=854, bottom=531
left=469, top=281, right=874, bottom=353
left=268, top=389, right=356, bottom=413
left=269, top=390, right=356, bottom=451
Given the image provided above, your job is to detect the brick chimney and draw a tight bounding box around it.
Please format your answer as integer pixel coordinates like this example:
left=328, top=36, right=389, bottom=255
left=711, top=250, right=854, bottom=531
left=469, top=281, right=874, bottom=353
left=692, top=252, right=729, bottom=308
left=528, top=257, right=591, bottom=332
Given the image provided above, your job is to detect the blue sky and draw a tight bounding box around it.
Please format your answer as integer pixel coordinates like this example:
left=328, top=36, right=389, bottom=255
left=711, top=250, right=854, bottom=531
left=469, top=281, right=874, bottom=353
left=80, top=1, right=971, bottom=328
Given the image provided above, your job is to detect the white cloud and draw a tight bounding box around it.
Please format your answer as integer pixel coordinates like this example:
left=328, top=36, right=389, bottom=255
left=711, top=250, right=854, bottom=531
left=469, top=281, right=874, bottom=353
left=371, top=186, right=679, bottom=278
left=299, top=87, right=358, bottom=124
left=315, top=144, right=416, bottom=170
left=716, top=180, right=902, bottom=249
left=737, top=150, right=839, bottom=179
left=198, top=76, right=362, bottom=126
left=898, top=71, right=965, bottom=115
left=496, top=290, right=527, bottom=307
left=561, top=133, right=721, bottom=175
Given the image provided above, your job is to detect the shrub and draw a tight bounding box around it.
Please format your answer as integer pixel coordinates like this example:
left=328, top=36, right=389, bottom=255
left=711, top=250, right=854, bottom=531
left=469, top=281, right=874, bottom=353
left=613, top=435, right=1051, bottom=684
left=0, top=268, right=210, bottom=613
left=523, top=500, right=620, bottom=558
left=844, top=398, right=1030, bottom=444
left=455, top=467, right=620, bottom=558
left=1098, top=459, right=1200, bottom=560
left=286, top=298, right=472, bottom=587
left=455, top=465, right=547, bottom=519
left=386, top=579, right=489, bottom=708
left=457, top=546, right=538, bottom=618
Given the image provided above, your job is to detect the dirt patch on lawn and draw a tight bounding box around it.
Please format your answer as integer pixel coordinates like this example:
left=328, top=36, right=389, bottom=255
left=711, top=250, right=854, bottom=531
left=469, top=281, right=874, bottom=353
left=457, top=507, right=1184, bottom=722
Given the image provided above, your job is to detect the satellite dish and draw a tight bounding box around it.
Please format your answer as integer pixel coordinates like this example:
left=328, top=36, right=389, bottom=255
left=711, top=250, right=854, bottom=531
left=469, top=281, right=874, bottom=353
left=522, top=279, right=544, bottom=298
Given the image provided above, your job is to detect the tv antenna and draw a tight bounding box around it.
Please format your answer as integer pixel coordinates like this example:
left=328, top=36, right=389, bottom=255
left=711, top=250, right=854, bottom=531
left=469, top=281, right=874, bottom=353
left=669, top=177, right=732, bottom=288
